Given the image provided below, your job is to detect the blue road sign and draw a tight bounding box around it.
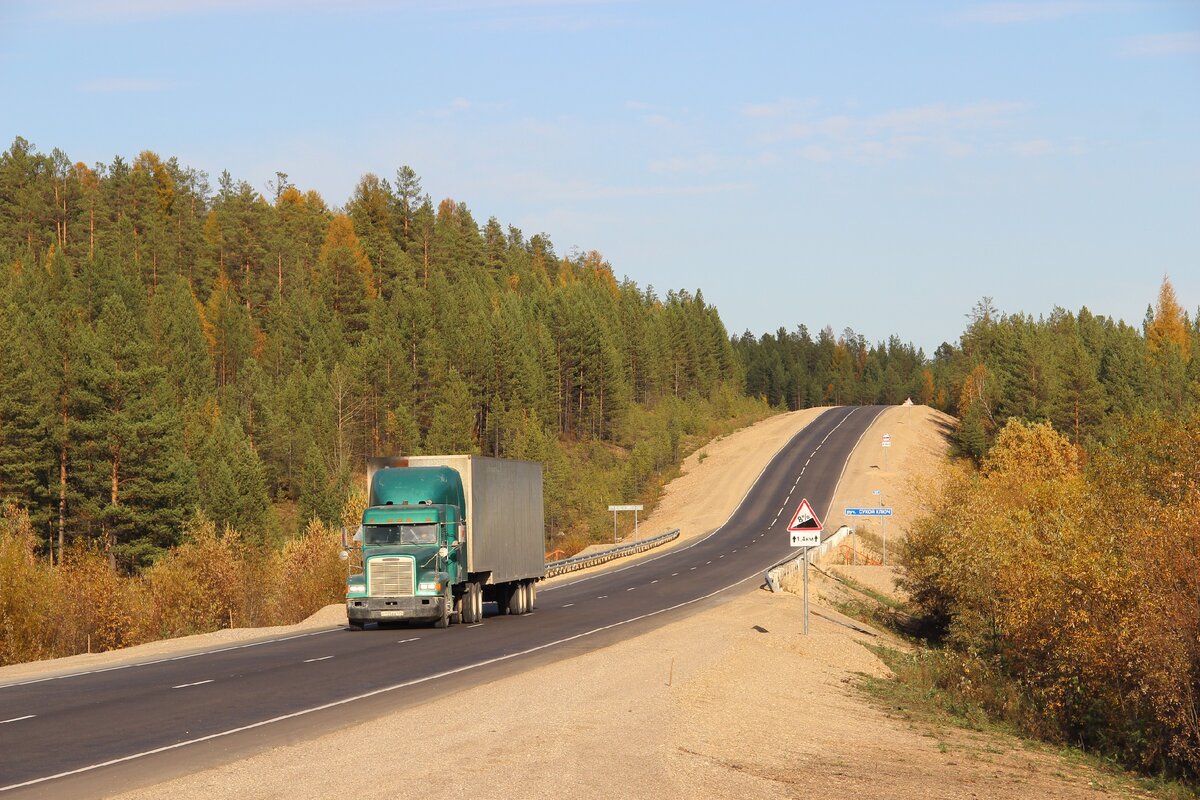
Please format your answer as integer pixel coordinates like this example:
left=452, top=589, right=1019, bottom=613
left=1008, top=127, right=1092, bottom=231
left=844, top=507, right=893, bottom=516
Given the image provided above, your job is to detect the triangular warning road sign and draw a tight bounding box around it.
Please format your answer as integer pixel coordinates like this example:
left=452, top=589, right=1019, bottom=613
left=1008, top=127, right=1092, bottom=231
left=787, top=498, right=823, bottom=533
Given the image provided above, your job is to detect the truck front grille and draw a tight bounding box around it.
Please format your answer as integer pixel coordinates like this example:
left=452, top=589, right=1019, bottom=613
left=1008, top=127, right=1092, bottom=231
left=368, top=556, right=414, bottom=597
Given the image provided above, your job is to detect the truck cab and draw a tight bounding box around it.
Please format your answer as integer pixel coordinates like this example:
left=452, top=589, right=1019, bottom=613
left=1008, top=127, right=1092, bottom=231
left=346, top=466, right=464, bottom=629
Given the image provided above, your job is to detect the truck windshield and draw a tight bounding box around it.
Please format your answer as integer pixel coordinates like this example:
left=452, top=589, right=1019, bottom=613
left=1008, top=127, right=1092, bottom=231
left=363, top=524, right=438, bottom=546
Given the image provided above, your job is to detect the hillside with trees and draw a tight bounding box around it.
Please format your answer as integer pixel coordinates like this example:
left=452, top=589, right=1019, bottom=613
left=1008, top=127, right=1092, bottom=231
left=0, top=137, right=761, bottom=572
left=0, top=137, right=768, bottom=661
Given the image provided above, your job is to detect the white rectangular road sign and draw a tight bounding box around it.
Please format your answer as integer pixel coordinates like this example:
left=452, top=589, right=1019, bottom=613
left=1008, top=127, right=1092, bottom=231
left=607, top=504, right=644, bottom=512
left=790, top=529, right=820, bottom=547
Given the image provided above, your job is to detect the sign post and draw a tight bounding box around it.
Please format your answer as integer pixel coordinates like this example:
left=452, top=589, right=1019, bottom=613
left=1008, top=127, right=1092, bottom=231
left=882, top=433, right=891, bottom=472
left=607, top=504, right=643, bottom=543
left=873, top=490, right=886, bottom=564
left=844, top=506, right=894, bottom=565
left=787, top=498, right=823, bottom=634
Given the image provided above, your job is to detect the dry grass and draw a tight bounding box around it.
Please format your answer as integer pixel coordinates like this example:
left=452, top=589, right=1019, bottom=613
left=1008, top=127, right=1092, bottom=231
left=0, top=503, right=346, bottom=666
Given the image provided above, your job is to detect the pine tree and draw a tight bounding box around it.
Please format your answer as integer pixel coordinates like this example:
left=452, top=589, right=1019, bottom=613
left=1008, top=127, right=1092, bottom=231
left=424, top=369, right=478, bottom=454
left=82, top=294, right=196, bottom=568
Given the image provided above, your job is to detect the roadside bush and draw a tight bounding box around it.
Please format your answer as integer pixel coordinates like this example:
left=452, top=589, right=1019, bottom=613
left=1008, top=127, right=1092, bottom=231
left=0, top=504, right=55, bottom=665
left=264, top=518, right=345, bottom=625
left=55, top=541, right=150, bottom=654
left=898, top=415, right=1200, bottom=779
left=145, top=511, right=260, bottom=636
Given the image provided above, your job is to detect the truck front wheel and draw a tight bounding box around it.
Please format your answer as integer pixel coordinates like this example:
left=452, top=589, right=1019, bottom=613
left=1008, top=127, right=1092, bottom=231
left=434, top=588, right=451, bottom=628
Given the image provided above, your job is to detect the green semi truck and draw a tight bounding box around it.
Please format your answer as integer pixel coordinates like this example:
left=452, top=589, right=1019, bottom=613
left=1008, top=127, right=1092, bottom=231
left=345, top=455, right=545, bottom=630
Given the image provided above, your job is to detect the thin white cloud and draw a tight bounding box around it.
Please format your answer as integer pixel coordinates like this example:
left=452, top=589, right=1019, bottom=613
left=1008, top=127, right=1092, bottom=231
left=751, top=100, right=1030, bottom=162
left=450, top=97, right=472, bottom=109
left=1121, top=32, right=1200, bottom=57
left=760, top=100, right=1026, bottom=145
left=950, top=1, right=1100, bottom=24
left=78, top=78, right=176, bottom=92
left=648, top=151, right=781, bottom=175
left=624, top=100, right=652, bottom=111
left=740, top=97, right=819, bottom=119
left=798, top=145, right=832, bottom=163
left=1012, top=139, right=1057, bottom=156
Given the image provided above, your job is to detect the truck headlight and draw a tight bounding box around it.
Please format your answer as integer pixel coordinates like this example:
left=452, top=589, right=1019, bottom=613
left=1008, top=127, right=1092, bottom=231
left=417, top=581, right=443, bottom=593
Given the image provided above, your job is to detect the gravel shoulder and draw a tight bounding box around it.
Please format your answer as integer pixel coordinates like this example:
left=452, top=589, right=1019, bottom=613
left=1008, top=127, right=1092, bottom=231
left=16, top=405, right=1145, bottom=799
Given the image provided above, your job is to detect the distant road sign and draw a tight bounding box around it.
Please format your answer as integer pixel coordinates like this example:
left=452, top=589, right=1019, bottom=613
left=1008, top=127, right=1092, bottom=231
left=608, top=504, right=643, bottom=512
left=844, top=507, right=893, bottom=517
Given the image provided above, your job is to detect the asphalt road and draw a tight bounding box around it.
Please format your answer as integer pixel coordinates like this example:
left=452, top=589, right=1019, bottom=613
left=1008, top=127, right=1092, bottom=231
left=0, top=405, right=885, bottom=798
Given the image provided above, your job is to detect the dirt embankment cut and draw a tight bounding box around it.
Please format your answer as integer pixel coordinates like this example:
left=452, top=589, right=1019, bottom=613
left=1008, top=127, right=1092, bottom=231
left=107, top=405, right=1142, bottom=800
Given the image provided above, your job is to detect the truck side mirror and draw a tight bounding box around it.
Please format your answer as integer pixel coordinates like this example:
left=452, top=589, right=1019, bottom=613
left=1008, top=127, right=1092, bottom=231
left=438, top=546, right=449, bottom=559
left=339, top=549, right=350, bottom=561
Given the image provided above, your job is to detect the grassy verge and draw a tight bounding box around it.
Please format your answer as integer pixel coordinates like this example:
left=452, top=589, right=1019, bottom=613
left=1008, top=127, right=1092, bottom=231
left=827, top=572, right=1199, bottom=800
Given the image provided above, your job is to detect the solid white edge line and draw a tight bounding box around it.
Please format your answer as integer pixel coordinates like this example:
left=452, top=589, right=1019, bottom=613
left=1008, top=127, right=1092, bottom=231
left=0, top=715, right=35, bottom=725
left=0, top=564, right=771, bottom=794
left=0, top=628, right=342, bottom=691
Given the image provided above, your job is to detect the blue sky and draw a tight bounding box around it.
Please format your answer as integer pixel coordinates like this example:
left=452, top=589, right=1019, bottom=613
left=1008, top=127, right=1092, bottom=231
left=2, top=1, right=1197, bottom=352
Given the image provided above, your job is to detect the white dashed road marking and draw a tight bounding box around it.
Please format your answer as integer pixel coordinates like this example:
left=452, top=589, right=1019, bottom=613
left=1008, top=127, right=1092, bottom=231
left=172, top=680, right=213, bottom=689
left=0, top=715, right=35, bottom=725
left=303, top=656, right=334, bottom=663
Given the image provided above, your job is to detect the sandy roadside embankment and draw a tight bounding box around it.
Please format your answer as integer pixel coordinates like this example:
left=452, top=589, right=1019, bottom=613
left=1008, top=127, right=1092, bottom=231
left=104, top=405, right=1128, bottom=800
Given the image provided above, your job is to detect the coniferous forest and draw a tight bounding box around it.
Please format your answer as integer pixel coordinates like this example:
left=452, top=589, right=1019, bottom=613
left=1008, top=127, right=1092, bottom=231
left=0, top=137, right=757, bottom=570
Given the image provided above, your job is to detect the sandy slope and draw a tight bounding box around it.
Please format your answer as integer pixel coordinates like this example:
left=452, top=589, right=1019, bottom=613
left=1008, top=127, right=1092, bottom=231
left=14, top=406, right=1143, bottom=799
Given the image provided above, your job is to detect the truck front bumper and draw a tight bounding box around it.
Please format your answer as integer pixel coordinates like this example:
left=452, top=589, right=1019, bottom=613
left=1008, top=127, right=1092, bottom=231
left=347, top=595, right=445, bottom=623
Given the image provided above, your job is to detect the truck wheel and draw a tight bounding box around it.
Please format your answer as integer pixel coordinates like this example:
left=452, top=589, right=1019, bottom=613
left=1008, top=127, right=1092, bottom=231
left=434, top=588, right=451, bottom=628
left=508, top=581, right=526, bottom=615
left=461, top=582, right=480, bottom=624
left=348, top=621, right=364, bottom=631
left=472, top=582, right=484, bottom=623
left=451, top=592, right=463, bottom=625
left=526, top=580, right=537, bottom=610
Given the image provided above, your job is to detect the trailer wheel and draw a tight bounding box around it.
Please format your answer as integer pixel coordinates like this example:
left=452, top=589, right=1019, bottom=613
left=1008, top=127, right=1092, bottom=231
left=526, top=580, right=537, bottom=610
left=508, top=581, right=526, bottom=615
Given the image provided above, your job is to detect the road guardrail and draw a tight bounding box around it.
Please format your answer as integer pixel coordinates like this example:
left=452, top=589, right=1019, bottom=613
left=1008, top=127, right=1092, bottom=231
left=544, top=529, right=680, bottom=578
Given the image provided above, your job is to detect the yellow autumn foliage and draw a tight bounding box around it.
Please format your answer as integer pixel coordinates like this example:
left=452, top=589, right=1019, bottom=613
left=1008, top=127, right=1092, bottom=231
left=0, top=509, right=346, bottom=667
left=900, top=415, right=1200, bottom=777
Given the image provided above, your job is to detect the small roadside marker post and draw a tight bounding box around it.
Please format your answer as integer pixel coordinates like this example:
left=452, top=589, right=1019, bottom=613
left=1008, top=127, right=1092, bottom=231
left=607, top=504, right=643, bottom=543
left=787, top=498, right=823, bottom=635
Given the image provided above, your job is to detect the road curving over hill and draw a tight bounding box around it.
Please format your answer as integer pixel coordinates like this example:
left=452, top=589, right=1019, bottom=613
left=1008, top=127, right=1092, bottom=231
left=0, top=405, right=885, bottom=798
